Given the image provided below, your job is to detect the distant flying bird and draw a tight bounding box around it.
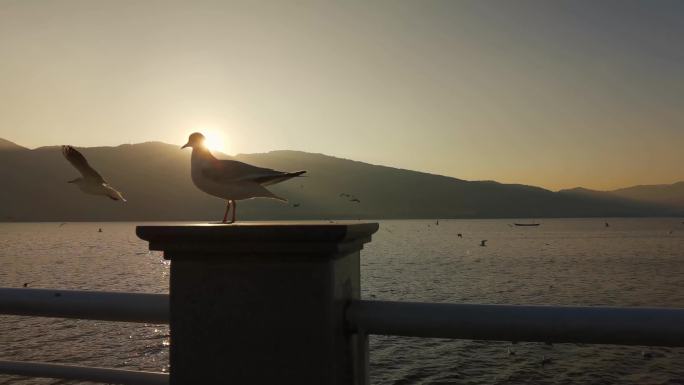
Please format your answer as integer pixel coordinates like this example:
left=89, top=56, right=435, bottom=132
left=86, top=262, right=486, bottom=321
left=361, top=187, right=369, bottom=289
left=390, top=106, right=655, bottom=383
left=605, top=222, right=610, bottom=227
left=457, top=233, right=463, bottom=238
left=181, top=132, right=306, bottom=223
left=62, top=146, right=126, bottom=201
left=480, top=240, right=487, bottom=247
left=350, top=198, right=361, bottom=203
left=292, top=203, right=301, bottom=208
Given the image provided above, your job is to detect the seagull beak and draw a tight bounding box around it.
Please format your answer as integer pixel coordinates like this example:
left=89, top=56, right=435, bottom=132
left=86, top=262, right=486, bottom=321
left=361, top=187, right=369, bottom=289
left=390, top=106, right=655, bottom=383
left=181, top=142, right=190, bottom=149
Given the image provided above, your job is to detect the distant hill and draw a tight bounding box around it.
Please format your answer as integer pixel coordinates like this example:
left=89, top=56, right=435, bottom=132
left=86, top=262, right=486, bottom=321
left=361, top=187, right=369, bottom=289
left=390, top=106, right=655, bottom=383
left=0, top=138, right=681, bottom=221
left=611, top=182, right=684, bottom=209
left=0, top=138, right=27, bottom=151
left=559, top=183, right=684, bottom=211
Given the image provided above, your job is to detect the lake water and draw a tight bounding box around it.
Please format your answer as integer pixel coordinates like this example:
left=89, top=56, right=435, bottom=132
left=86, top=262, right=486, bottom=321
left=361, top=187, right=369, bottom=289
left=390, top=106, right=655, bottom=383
left=1, top=219, right=684, bottom=384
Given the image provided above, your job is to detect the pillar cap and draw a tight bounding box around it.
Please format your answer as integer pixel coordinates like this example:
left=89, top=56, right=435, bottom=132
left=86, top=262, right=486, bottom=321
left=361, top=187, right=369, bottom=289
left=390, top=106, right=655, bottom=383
left=136, top=221, right=379, bottom=256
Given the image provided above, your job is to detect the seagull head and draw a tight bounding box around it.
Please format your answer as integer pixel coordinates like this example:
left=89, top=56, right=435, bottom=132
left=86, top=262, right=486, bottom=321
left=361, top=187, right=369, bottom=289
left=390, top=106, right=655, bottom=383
left=181, top=132, right=206, bottom=149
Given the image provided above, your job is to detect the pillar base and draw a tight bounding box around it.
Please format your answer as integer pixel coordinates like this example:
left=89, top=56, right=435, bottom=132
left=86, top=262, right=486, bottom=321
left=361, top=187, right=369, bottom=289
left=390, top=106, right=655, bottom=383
left=137, top=222, right=378, bottom=385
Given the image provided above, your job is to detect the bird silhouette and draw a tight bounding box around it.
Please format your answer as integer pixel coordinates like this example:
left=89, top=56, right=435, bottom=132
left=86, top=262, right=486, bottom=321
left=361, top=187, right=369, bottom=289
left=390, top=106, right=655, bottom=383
left=480, top=240, right=488, bottom=247
left=62, top=146, right=126, bottom=201
left=181, top=132, right=305, bottom=223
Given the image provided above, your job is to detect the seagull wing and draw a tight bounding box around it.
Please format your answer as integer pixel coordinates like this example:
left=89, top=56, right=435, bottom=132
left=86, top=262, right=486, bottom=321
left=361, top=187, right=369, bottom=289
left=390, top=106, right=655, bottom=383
left=201, top=159, right=305, bottom=185
left=103, top=183, right=126, bottom=201
left=62, top=145, right=105, bottom=183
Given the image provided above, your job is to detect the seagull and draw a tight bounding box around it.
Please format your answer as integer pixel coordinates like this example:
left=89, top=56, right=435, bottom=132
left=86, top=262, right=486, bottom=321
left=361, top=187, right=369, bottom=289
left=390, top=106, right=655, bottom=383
left=480, top=240, right=487, bottom=247
left=181, top=132, right=306, bottom=223
left=62, top=146, right=126, bottom=201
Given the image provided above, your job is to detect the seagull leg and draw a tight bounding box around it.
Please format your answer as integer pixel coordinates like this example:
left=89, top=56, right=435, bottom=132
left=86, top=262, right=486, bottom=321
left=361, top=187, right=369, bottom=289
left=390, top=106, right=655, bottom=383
left=230, top=200, right=237, bottom=224
left=222, top=201, right=231, bottom=223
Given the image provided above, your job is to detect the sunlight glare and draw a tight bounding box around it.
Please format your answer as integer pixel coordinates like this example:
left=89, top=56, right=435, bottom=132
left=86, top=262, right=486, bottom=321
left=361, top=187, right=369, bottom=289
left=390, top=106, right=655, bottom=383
left=201, top=130, right=227, bottom=154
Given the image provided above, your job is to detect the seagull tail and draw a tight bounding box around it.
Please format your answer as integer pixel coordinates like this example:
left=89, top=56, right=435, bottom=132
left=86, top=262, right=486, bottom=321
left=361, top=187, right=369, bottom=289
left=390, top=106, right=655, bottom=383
left=259, top=170, right=307, bottom=186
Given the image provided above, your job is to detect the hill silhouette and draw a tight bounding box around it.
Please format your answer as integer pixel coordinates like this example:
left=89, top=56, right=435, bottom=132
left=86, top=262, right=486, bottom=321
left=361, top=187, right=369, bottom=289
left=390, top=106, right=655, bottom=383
left=611, top=183, right=684, bottom=209
left=560, top=183, right=684, bottom=210
left=0, top=139, right=681, bottom=221
left=0, top=138, right=27, bottom=151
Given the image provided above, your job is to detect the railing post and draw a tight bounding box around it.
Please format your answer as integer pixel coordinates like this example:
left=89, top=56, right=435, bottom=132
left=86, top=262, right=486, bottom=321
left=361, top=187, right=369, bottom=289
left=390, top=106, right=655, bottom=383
left=136, top=222, right=378, bottom=385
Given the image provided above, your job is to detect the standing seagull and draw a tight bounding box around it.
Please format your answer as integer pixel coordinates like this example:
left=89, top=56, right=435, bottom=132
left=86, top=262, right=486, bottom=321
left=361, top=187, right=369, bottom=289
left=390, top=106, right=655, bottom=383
left=62, top=146, right=126, bottom=201
left=181, top=132, right=306, bottom=223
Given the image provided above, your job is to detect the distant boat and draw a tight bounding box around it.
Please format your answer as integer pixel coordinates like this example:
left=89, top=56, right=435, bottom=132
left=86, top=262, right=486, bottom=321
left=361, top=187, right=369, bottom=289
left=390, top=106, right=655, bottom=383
left=514, top=223, right=540, bottom=227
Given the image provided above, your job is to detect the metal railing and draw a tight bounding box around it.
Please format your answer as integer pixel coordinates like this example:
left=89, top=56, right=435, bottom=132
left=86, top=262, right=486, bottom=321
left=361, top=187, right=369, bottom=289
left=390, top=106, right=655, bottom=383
left=0, top=288, right=168, bottom=323
left=0, top=360, right=168, bottom=385
left=4, top=287, right=684, bottom=384
left=0, top=288, right=169, bottom=385
left=348, top=300, right=684, bottom=347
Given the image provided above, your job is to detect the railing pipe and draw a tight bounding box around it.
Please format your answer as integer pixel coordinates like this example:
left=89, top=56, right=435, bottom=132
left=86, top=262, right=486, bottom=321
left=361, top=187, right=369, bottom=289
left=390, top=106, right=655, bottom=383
left=348, top=300, right=684, bottom=347
left=0, top=288, right=168, bottom=324
left=0, top=360, right=168, bottom=385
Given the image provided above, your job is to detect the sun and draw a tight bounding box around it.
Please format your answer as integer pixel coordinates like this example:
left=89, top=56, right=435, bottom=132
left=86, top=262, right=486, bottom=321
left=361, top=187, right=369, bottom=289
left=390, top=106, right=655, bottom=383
left=201, top=130, right=227, bottom=153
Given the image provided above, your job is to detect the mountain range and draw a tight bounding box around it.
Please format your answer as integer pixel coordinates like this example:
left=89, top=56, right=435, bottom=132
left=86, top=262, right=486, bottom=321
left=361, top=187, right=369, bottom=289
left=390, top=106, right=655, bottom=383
left=1, top=138, right=682, bottom=221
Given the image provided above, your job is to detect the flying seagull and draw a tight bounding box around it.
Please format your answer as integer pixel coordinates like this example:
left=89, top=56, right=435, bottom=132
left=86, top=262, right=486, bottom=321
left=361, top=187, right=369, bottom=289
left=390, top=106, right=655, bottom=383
left=181, top=132, right=306, bottom=223
left=62, top=146, right=126, bottom=201
left=480, top=240, right=487, bottom=247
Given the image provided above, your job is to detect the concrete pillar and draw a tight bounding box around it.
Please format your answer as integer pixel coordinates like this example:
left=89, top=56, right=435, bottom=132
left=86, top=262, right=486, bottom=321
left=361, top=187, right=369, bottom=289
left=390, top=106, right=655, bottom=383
left=136, top=222, right=378, bottom=385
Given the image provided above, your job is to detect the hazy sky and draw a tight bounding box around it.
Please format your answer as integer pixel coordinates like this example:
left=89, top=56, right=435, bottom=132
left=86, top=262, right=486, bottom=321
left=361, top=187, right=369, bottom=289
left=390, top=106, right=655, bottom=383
left=1, top=1, right=682, bottom=191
